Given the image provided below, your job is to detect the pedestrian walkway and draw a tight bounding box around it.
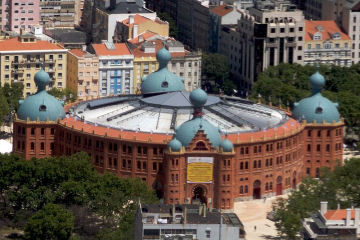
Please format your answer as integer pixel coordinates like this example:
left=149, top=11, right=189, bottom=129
left=234, top=195, right=288, bottom=240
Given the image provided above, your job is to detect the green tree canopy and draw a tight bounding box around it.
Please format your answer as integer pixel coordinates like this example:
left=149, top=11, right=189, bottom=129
left=273, top=158, right=360, bottom=238
left=157, top=12, right=178, bottom=38
left=47, top=88, right=77, bottom=104
left=0, top=152, right=158, bottom=239
left=24, top=204, right=74, bottom=240
left=250, top=63, right=360, bottom=134
left=202, top=53, right=236, bottom=94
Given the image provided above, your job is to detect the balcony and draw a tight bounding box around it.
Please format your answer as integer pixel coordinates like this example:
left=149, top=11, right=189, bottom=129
left=12, top=68, right=24, bottom=73
left=45, top=59, right=55, bottom=63
left=47, top=68, right=56, bottom=72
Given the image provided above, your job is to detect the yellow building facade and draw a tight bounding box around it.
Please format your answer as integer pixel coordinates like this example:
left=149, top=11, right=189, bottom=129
left=67, top=49, right=100, bottom=100
left=304, top=20, right=351, bottom=66
left=133, top=57, right=158, bottom=93
left=0, top=35, right=68, bottom=97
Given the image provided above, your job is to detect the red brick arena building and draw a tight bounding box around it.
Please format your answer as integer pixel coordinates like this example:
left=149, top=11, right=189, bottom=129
left=13, top=47, right=344, bottom=210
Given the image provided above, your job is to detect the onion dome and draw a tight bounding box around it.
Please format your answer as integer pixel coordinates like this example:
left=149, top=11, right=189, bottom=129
left=168, top=137, right=182, bottom=152
left=17, top=69, right=65, bottom=121
left=141, top=46, right=185, bottom=95
left=189, top=88, right=208, bottom=107
left=220, top=138, right=233, bottom=152
left=174, top=88, right=222, bottom=148
left=292, top=71, right=340, bottom=123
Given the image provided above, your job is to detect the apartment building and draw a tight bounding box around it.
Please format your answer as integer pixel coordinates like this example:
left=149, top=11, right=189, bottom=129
left=1, top=0, right=40, bottom=33
left=91, top=41, right=134, bottom=95
left=177, top=0, right=210, bottom=51
left=135, top=204, right=245, bottom=240
left=237, top=0, right=305, bottom=88
left=130, top=37, right=202, bottom=93
left=40, top=0, right=76, bottom=28
left=209, top=4, right=242, bottom=52
left=342, top=2, right=360, bottom=64
left=92, top=1, right=156, bottom=43
left=304, top=20, right=351, bottom=66
left=67, top=49, right=99, bottom=100
left=114, top=14, right=169, bottom=42
left=0, top=34, right=68, bottom=97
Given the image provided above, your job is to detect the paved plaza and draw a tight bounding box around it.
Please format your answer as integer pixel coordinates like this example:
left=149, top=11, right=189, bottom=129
left=234, top=196, right=286, bottom=240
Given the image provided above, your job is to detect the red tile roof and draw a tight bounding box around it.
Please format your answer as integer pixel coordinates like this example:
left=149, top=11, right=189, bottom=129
left=0, top=37, right=65, bottom=51
left=69, top=49, right=87, bottom=57
left=128, top=31, right=157, bottom=44
left=92, top=43, right=131, bottom=56
left=305, top=20, right=350, bottom=42
left=122, top=14, right=150, bottom=27
left=131, top=39, right=186, bottom=58
left=210, top=4, right=234, bottom=16
left=324, top=209, right=356, bottom=220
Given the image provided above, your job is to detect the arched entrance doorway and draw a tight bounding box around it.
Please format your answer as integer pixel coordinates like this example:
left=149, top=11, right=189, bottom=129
left=253, top=180, right=261, bottom=199
left=192, top=185, right=207, bottom=204
left=292, top=172, right=297, bottom=189
left=276, top=176, right=282, bottom=196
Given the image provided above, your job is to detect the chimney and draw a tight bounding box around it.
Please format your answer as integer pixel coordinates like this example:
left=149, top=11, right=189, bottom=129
left=320, top=201, right=328, bottom=215
left=203, top=204, right=207, bottom=218
left=133, top=24, right=138, bottom=38
left=346, top=208, right=352, bottom=226
left=129, top=15, right=134, bottom=24
left=172, top=204, right=175, bottom=216
left=209, top=201, right=213, bottom=212
left=82, top=45, right=87, bottom=52
left=139, top=35, right=144, bottom=42
left=337, top=203, right=340, bottom=210
left=199, top=205, right=203, bottom=216
left=355, top=208, right=360, bottom=226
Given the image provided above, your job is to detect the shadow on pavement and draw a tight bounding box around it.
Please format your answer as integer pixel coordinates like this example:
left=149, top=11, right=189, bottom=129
left=261, top=234, right=282, bottom=240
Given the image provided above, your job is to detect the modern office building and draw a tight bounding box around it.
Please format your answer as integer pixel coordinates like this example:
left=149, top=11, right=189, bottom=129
left=0, top=33, right=68, bottom=97
left=130, top=38, right=202, bottom=93
left=237, top=0, right=305, bottom=89
left=113, top=14, right=169, bottom=43
left=67, top=48, right=99, bottom=100
left=135, top=204, right=246, bottom=240
left=13, top=47, right=343, bottom=210
left=304, top=20, right=351, bottom=66
left=302, top=201, right=360, bottom=239
left=91, top=41, right=134, bottom=95
left=1, top=0, right=40, bottom=33
left=39, top=0, right=76, bottom=28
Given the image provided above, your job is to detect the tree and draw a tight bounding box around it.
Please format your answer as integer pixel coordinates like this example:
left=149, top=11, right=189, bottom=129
left=2, top=82, right=23, bottom=111
left=24, top=204, right=74, bottom=240
left=201, top=53, right=235, bottom=94
left=47, top=88, right=77, bottom=104
left=273, top=158, right=360, bottom=238
left=157, top=12, right=178, bottom=38
left=250, top=63, right=360, bottom=135
left=0, top=88, right=9, bottom=124
left=0, top=152, right=158, bottom=238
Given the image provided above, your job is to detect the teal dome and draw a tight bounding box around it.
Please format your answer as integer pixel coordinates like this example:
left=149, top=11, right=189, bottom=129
left=220, top=138, right=233, bottom=152
left=17, top=70, right=65, bottom=121
left=309, top=71, right=325, bottom=93
left=34, top=69, right=51, bottom=91
left=292, top=71, right=340, bottom=123
left=190, top=88, right=207, bottom=107
left=156, top=47, right=171, bottom=68
left=141, top=47, right=184, bottom=95
left=175, top=117, right=222, bottom=148
left=168, top=137, right=182, bottom=152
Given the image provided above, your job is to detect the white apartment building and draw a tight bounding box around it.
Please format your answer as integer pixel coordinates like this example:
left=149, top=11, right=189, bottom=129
left=91, top=42, right=134, bottom=96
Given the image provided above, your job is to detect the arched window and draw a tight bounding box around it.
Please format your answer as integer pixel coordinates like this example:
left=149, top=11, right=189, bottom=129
left=244, top=185, right=248, bottom=193
left=240, top=186, right=244, bottom=194
left=194, top=141, right=208, bottom=151
left=265, top=183, right=269, bottom=191
left=253, top=161, right=257, bottom=169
